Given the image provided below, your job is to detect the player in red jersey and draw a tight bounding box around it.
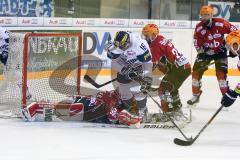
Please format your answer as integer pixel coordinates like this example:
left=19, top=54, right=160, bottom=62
left=187, top=5, right=237, bottom=106
left=142, top=24, right=191, bottom=122
left=221, top=30, right=240, bottom=107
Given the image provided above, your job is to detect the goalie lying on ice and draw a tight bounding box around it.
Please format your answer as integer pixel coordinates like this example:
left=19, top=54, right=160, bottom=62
left=22, top=89, right=143, bottom=127
left=21, top=88, right=191, bottom=128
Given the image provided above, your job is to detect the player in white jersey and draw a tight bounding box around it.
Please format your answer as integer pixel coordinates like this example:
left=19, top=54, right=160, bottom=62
left=0, top=27, right=31, bottom=99
left=105, top=31, right=153, bottom=121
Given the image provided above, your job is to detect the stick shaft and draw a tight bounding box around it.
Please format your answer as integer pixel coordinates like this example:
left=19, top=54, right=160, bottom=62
left=84, top=75, right=117, bottom=88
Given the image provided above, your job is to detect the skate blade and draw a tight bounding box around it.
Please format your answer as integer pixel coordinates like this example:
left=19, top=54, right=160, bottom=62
left=187, top=103, right=198, bottom=109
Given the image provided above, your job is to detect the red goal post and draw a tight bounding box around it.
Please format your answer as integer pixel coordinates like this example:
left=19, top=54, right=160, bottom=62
left=0, top=32, right=82, bottom=117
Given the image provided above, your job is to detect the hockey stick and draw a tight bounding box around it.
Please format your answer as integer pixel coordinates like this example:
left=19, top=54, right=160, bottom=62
left=174, top=105, right=224, bottom=146
left=84, top=75, right=117, bottom=88
left=84, top=64, right=149, bottom=89
left=145, top=90, right=191, bottom=141
left=84, top=74, right=159, bottom=91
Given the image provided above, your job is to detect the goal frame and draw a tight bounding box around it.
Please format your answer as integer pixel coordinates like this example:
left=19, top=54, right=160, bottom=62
left=22, top=32, right=82, bottom=109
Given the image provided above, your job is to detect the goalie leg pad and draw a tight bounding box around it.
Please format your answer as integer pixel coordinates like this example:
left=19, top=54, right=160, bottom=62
left=22, top=102, right=39, bottom=122
left=22, top=102, right=55, bottom=122
left=118, top=109, right=142, bottom=127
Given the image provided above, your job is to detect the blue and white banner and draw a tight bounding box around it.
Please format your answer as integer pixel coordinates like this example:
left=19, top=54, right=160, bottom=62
left=0, top=0, right=54, bottom=17
left=208, top=1, right=235, bottom=20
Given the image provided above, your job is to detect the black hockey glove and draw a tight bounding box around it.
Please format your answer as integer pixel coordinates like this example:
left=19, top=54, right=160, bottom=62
left=221, top=89, right=239, bottom=107
left=197, top=52, right=211, bottom=61
left=212, top=46, right=228, bottom=60
left=140, top=77, right=153, bottom=93
left=217, top=45, right=227, bottom=55
left=228, top=51, right=238, bottom=58
left=121, top=65, right=143, bottom=81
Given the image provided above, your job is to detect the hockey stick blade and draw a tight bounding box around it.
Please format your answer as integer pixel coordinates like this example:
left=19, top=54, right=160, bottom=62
left=84, top=75, right=101, bottom=88
left=174, top=105, right=224, bottom=146
left=174, top=137, right=194, bottom=146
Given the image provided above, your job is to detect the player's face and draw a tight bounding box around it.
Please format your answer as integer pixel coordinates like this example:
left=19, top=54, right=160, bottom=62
left=226, top=42, right=240, bottom=56
left=200, top=14, right=212, bottom=25
left=142, top=34, right=155, bottom=44
left=232, top=42, right=240, bottom=55
left=200, top=14, right=212, bottom=20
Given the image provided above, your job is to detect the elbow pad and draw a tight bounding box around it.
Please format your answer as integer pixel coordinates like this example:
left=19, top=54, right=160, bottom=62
left=107, top=51, right=121, bottom=60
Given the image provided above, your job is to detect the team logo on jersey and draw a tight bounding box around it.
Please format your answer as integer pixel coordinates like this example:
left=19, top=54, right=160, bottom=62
left=213, top=33, right=221, bottom=39
left=167, top=42, right=173, bottom=47
left=201, top=30, right=206, bottom=36
left=205, top=39, right=220, bottom=48
left=209, top=43, right=214, bottom=48
left=215, top=22, right=224, bottom=27
left=159, top=39, right=168, bottom=45
left=89, top=96, right=97, bottom=106
left=196, top=26, right=203, bottom=32
left=126, top=50, right=136, bottom=56
left=208, top=34, right=213, bottom=40
left=230, top=26, right=237, bottom=32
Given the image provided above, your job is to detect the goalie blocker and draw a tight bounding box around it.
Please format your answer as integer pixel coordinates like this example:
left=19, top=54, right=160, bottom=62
left=22, top=90, right=142, bottom=127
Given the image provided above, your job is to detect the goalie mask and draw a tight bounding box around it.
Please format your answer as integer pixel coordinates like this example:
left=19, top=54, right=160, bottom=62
left=226, top=30, right=240, bottom=56
left=199, top=5, right=214, bottom=27
left=142, top=24, right=159, bottom=44
left=114, top=31, right=130, bottom=50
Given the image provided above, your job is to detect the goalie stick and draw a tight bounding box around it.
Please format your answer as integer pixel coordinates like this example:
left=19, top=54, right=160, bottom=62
left=174, top=105, right=224, bottom=146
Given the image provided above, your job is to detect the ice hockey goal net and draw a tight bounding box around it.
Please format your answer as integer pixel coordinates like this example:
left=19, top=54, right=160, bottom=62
left=0, top=32, right=82, bottom=117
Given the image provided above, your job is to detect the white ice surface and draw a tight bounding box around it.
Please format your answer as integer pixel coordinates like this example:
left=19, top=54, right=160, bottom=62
left=0, top=76, right=240, bottom=160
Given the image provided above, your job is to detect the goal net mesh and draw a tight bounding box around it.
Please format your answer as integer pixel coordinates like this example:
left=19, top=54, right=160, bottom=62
left=0, top=32, right=82, bottom=118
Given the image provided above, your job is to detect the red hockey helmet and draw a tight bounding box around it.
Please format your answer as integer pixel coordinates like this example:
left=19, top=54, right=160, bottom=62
left=142, top=24, right=159, bottom=43
left=226, top=30, right=240, bottom=56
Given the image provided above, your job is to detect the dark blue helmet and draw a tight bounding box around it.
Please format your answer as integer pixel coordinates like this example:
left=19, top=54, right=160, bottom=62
left=114, top=31, right=130, bottom=49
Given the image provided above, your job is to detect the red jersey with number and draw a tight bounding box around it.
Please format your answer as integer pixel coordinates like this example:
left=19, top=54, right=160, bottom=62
left=150, top=35, right=190, bottom=71
left=194, top=18, right=237, bottom=54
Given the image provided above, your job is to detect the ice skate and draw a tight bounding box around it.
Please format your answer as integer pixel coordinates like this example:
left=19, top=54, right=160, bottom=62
left=187, top=91, right=202, bottom=108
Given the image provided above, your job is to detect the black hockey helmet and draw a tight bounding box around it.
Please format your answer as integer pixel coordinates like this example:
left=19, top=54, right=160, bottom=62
left=114, top=31, right=130, bottom=49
